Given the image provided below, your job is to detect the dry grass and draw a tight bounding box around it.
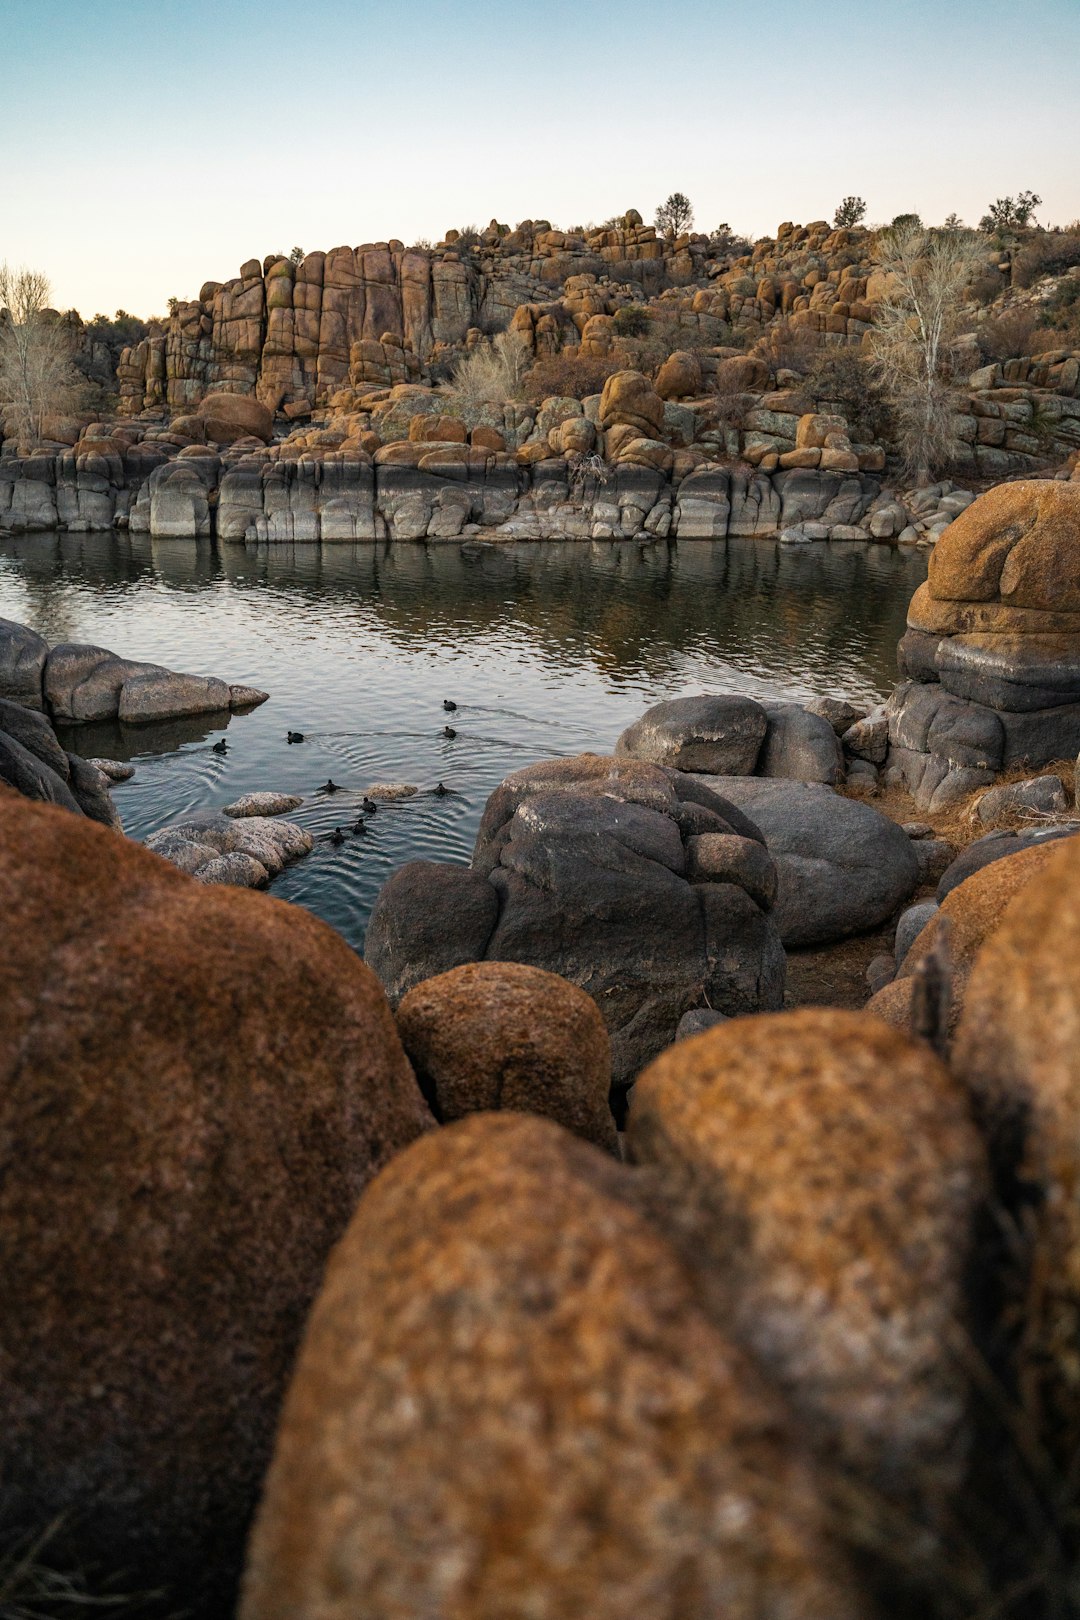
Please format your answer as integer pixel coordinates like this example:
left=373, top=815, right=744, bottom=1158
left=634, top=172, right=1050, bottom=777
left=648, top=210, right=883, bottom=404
left=0, top=1523, right=161, bottom=1619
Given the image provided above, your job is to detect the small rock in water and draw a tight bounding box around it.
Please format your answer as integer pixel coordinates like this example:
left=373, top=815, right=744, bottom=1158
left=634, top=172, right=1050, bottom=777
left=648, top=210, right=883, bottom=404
left=145, top=813, right=313, bottom=887
left=195, top=851, right=270, bottom=888
left=223, top=792, right=303, bottom=819
left=87, top=758, right=135, bottom=783
left=364, top=783, right=419, bottom=801
left=229, top=684, right=269, bottom=710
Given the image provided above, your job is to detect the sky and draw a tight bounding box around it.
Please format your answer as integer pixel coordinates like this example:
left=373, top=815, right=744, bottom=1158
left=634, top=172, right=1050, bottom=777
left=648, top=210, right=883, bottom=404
left=1, top=0, right=1078, bottom=318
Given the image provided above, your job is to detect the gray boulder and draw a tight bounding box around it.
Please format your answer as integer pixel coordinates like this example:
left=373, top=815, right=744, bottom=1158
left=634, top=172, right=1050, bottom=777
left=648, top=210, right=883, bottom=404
left=366, top=755, right=785, bottom=1089
left=806, top=695, right=867, bottom=736
left=673, top=1008, right=729, bottom=1041
left=65, top=754, right=122, bottom=830
left=118, top=670, right=233, bottom=724
left=975, top=775, right=1070, bottom=825
left=615, top=694, right=767, bottom=776
left=0, top=618, right=49, bottom=710
left=699, top=777, right=919, bottom=947
left=842, top=707, right=889, bottom=765
left=144, top=812, right=313, bottom=885
left=759, top=703, right=844, bottom=784
left=895, top=901, right=939, bottom=967
left=0, top=731, right=81, bottom=815
left=0, top=697, right=70, bottom=781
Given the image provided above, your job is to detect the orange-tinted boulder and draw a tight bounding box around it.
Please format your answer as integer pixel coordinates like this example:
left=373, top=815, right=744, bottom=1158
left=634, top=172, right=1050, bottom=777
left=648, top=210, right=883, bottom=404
left=241, top=1114, right=864, bottom=1620
left=0, top=791, right=432, bottom=1615
left=197, top=390, right=274, bottom=444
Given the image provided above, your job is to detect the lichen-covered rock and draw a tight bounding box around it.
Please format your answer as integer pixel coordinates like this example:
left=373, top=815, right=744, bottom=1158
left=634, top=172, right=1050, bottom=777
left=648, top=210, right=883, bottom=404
left=241, top=1114, right=865, bottom=1620
left=395, top=961, right=617, bottom=1152
left=952, top=835, right=1080, bottom=1459
left=145, top=812, right=313, bottom=883
left=223, top=792, right=303, bottom=818
left=628, top=1009, right=987, bottom=1512
left=0, top=790, right=433, bottom=1615
left=0, top=617, right=49, bottom=708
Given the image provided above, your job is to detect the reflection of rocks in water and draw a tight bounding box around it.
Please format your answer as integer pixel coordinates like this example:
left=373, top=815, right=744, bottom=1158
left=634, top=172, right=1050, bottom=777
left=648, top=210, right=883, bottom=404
left=53, top=709, right=233, bottom=761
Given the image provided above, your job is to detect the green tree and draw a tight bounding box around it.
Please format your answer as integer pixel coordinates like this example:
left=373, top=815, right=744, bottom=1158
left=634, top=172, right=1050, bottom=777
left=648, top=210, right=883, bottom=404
left=834, top=196, right=867, bottom=228
left=655, top=192, right=693, bottom=238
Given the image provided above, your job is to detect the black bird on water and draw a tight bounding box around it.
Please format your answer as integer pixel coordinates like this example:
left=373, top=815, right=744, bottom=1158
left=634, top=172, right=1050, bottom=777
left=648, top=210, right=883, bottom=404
left=443, top=699, right=457, bottom=712
left=328, top=827, right=346, bottom=847
left=287, top=731, right=305, bottom=744
left=212, top=739, right=228, bottom=755
left=352, top=818, right=367, bottom=835
left=443, top=726, right=457, bottom=740
left=322, top=779, right=341, bottom=794
left=434, top=781, right=449, bottom=797
left=362, top=796, right=378, bottom=814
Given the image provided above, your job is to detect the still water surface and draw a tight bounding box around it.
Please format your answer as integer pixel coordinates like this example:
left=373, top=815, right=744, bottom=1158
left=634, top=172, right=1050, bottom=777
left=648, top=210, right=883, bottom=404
left=0, top=533, right=926, bottom=950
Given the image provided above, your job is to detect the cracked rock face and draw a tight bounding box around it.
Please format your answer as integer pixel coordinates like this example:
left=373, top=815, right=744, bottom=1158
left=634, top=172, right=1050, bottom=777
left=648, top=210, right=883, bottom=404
left=366, top=754, right=785, bottom=1089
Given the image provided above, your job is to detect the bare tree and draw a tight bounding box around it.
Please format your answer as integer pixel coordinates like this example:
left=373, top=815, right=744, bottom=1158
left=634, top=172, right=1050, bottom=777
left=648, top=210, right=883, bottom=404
left=866, top=223, right=985, bottom=483
left=0, top=264, right=81, bottom=445
left=655, top=193, right=693, bottom=239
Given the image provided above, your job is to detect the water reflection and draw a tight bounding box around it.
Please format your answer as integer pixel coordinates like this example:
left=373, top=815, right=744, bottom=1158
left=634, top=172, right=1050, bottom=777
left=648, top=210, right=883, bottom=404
left=0, top=532, right=926, bottom=948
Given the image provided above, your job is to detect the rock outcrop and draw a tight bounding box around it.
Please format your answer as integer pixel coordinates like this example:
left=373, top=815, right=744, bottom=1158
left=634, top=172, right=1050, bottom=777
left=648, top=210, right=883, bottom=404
left=366, top=754, right=785, bottom=1090
left=886, top=482, right=1080, bottom=808
left=0, top=790, right=432, bottom=1615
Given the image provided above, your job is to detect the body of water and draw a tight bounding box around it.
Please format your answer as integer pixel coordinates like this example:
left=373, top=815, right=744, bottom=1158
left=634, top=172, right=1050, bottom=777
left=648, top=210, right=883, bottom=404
left=0, top=533, right=926, bottom=950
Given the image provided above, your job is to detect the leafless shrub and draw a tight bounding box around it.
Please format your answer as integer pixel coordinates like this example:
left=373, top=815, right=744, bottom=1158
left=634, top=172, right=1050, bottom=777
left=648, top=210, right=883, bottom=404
left=866, top=224, right=987, bottom=482
left=523, top=353, right=620, bottom=402
left=977, top=308, right=1041, bottom=362
left=0, top=265, right=83, bottom=446
left=444, top=332, right=530, bottom=408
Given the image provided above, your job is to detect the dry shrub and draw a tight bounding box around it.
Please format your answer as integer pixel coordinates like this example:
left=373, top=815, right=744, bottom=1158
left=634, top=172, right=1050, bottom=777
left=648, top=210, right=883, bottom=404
left=804, top=350, right=893, bottom=444
left=523, top=353, right=620, bottom=402
left=758, top=316, right=821, bottom=374
left=1014, top=230, right=1080, bottom=289
left=445, top=332, right=530, bottom=408
left=977, top=308, right=1041, bottom=362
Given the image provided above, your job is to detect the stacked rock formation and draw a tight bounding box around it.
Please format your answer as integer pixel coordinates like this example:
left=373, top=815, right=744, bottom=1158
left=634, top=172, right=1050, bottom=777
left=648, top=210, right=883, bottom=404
left=365, top=754, right=786, bottom=1092
left=886, top=481, right=1080, bottom=809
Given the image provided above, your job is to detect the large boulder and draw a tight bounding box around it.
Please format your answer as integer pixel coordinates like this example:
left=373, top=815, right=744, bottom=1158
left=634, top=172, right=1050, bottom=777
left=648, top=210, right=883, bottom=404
left=597, top=369, right=665, bottom=438
left=0, top=791, right=432, bottom=1615
left=952, top=836, right=1080, bottom=1464
left=699, top=777, right=919, bottom=946
left=197, top=390, right=274, bottom=445
left=628, top=1010, right=987, bottom=1514
left=396, top=961, right=618, bottom=1152
left=241, top=1114, right=864, bottom=1620
left=366, top=756, right=785, bottom=1089
left=867, top=840, right=1064, bottom=1043
left=615, top=693, right=768, bottom=775
left=759, top=702, right=844, bottom=784
left=0, top=616, right=49, bottom=709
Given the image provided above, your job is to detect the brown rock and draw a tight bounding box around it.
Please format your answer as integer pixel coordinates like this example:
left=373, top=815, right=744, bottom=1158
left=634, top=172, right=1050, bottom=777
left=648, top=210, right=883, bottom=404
left=197, top=390, right=274, bottom=444
left=927, top=480, right=1080, bottom=610
left=470, top=424, right=505, bottom=451
left=713, top=355, right=770, bottom=393
left=654, top=349, right=703, bottom=400
left=872, top=842, right=1062, bottom=1041
left=408, top=412, right=467, bottom=443
left=0, top=791, right=432, bottom=1615
left=628, top=1009, right=987, bottom=1512
left=241, top=1114, right=864, bottom=1620
left=953, top=836, right=1080, bottom=1449
left=597, top=369, right=665, bottom=437
left=395, top=961, right=617, bottom=1152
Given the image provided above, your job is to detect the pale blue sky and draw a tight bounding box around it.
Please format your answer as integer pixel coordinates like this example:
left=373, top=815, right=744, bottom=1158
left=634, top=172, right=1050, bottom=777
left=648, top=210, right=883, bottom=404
left=1, top=0, right=1077, bottom=317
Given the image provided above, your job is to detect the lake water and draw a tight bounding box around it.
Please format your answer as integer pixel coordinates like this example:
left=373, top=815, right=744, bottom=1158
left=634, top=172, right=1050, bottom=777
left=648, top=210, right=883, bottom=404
left=0, top=532, right=926, bottom=950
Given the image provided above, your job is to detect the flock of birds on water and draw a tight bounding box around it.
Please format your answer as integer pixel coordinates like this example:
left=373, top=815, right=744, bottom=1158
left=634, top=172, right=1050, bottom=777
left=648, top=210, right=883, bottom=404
left=211, top=697, right=461, bottom=851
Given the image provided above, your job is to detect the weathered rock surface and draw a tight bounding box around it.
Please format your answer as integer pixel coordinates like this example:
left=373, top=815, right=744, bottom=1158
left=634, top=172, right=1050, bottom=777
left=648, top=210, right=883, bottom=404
left=0, top=616, right=49, bottom=708
left=615, top=694, right=768, bottom=775
left=241, top=1113, right=864, bottom=1620
left=0, top=790, right=432, bottom=1615
left=888, top=484, right=1080, bottom=801
left=366, top=755, right=785, bottom=1087
left=145, top=811, right=314, bottom=886
left=936, top=823, right=1080, bottom=900
left=223, top=792, right=304, bottom=818
left=759, top=702, right=844, bottom=784
left=395, top=961, right=617, bottom=1152
left=628, top=1009, right=987, bottom=1511
left=699, top=777, right=918, bottom=945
